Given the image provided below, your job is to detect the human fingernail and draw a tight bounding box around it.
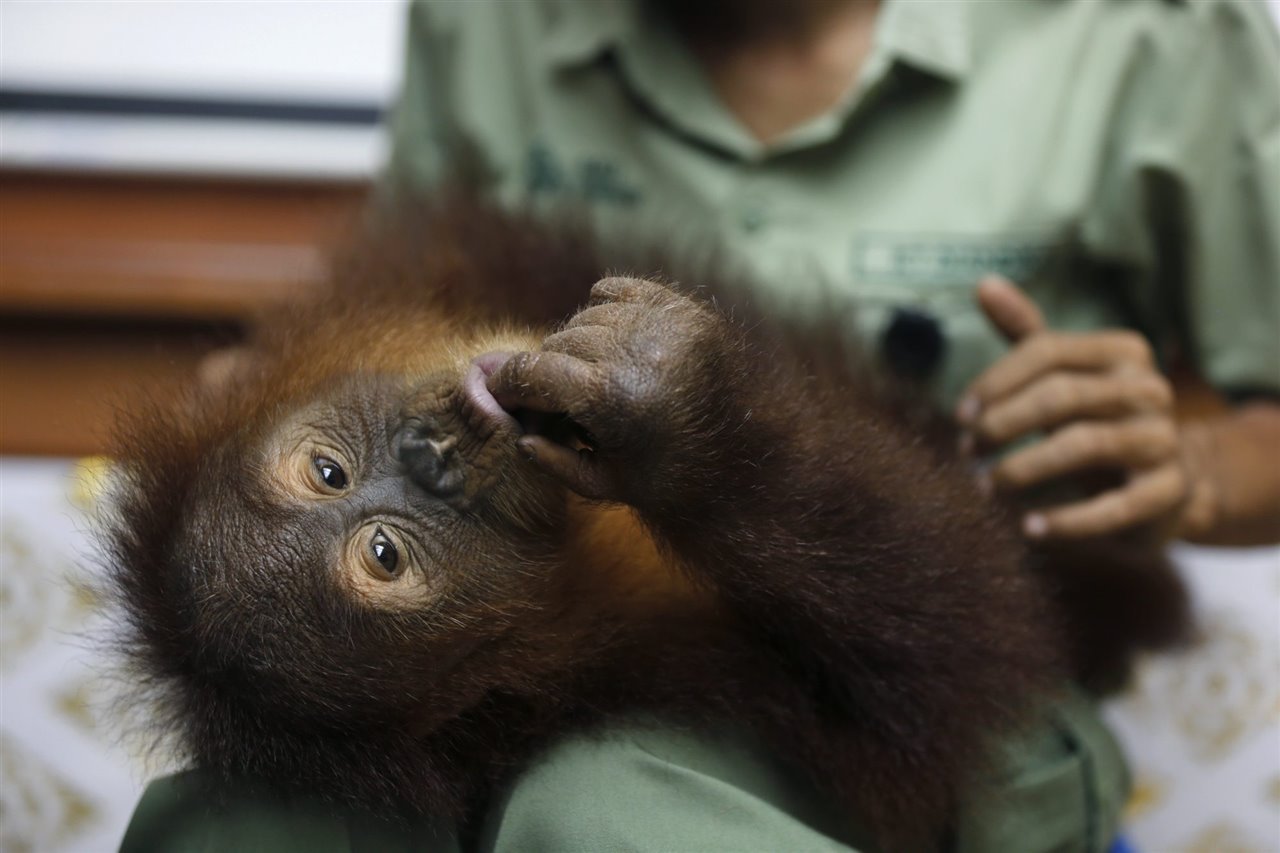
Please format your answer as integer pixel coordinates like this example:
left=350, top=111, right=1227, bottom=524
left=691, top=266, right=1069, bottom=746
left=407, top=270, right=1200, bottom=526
left=956, top=396, right=980, bottom=424
left=1023, top=513, right=1048, bottom=538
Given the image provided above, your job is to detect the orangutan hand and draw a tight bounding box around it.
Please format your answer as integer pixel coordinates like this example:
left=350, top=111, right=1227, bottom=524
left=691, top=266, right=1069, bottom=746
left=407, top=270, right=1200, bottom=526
left=956, top=276, right=1190, bottom=542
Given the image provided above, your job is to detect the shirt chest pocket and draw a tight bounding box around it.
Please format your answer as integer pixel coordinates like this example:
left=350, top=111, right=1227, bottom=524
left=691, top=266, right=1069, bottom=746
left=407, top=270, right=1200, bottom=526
left=847, top=234, right=1060, bottom=406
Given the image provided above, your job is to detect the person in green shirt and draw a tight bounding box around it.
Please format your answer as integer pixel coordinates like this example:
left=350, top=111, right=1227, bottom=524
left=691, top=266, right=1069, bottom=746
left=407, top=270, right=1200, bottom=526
left=122, top=1, right=1280, bottom=850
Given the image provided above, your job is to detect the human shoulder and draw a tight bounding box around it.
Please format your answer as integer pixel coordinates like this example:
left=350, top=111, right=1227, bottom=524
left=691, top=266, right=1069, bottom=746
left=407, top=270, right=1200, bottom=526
left=1173, top=0, right=1280, bottom=32
left=408, top=0, right=573, bottom=40
left=1126, top=0, right=1279, bottom=134
left=991, top=0, right=1275, bottom=45
left=1088, top=0, right=1280, bottom=58
left=1045, top=0, right=1280, bottom=139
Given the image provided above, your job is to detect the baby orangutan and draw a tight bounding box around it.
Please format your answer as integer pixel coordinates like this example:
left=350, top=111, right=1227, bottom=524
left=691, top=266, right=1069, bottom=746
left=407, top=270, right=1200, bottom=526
left=105, top=198, right=1184, bottom=847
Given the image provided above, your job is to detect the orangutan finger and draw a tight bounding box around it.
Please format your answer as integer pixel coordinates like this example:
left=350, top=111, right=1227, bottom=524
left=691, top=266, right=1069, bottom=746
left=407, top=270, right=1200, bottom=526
left=561, top=302, right=631, bottom=332
left=541, top=325, right=615, bottom=363
left=488, top=350, right=601, bottom=416
left=516, top=435, right=613, bottom=500
left=588, top=276, right=671, bottom=307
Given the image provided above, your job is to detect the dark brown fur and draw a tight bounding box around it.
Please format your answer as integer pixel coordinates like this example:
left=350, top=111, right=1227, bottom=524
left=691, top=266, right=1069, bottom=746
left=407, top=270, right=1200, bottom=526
left=104, top=195, right=1188, bottom=848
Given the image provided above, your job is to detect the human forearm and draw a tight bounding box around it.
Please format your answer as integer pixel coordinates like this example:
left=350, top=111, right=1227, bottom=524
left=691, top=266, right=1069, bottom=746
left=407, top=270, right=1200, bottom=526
left=1177, top=402, right=1280, bottom=546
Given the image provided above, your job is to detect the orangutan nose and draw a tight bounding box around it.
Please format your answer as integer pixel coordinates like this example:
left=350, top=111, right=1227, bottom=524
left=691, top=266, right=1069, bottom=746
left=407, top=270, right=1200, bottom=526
left=397, top=424, right=465, bottom=497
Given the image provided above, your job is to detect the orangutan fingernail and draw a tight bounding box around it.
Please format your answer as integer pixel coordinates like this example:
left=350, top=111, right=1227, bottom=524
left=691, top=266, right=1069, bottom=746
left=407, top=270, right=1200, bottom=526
left=518, top=440, right=537, bottom=462
left=1023, top=513, right=1048, bottom=538
left=956, top=396, right=980, bottom=424
left=976, top=470, right=993, bottom=497
left=958, top=431, right=975, bottom=456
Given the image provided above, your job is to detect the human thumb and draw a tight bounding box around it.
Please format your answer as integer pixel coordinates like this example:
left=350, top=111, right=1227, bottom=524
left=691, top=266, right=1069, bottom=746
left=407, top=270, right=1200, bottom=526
left=975, top=275, right=1047, bottom=343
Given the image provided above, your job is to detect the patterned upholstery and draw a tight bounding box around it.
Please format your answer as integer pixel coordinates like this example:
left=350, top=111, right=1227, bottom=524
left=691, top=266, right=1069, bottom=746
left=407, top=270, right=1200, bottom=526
left=1, top=457, right=1276, bottom=851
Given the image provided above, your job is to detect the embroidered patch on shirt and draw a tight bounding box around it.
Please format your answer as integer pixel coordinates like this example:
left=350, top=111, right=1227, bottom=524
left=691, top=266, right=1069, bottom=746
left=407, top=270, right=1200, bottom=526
left=852, top=234, right=1053, bottom=287
left=525, top=142, right=641, bottom=207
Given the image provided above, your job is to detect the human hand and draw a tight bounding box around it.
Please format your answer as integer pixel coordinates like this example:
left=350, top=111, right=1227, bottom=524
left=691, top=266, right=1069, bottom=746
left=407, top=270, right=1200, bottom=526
left=956, top=276, right=1190, bottom=542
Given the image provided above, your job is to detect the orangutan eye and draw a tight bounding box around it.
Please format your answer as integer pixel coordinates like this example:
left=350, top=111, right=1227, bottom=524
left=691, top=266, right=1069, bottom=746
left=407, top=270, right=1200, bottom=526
left=312, top=455, right=348, bottom=491
left=366, top=527, right=401, bottom=579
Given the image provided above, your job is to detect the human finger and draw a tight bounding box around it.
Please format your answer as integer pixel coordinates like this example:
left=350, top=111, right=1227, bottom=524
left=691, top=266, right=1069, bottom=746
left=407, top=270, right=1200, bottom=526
left=959, top=330, right=1156, bottom=421
left=975, top=275, right=1047, bottom=343
left=991, top=417, right=1180, bottom=492
left=1023, top=463, right=1187, bottom=539
left=971, top=371, right=1174, bottom=446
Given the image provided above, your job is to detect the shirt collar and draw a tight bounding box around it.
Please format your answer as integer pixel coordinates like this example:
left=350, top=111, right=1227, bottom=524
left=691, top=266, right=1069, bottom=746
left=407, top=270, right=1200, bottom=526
left=540, top=0, right=976, bottom=162
left=541, top=0, right=634, bottom=69
left=543, top=0, right=976, bottom=81
left=875, top=0, right=975, bottom=83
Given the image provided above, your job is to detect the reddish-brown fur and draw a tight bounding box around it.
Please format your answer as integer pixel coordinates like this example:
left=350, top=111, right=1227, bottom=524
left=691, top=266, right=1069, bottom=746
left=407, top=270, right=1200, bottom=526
left=104, top=195, right=1189, bottom=848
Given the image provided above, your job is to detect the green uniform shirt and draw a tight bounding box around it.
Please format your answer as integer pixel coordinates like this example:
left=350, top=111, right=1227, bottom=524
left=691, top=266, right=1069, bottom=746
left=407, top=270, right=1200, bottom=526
left=123, top=691, right=1123, bottom=853
left=122, top=1, right=1280, bottom=851
left=389, top=0, right=1280, bottom=406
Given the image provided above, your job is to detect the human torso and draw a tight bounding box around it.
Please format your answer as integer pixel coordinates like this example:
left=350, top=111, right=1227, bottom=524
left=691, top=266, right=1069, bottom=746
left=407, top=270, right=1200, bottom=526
left=391, top=0, right=1229, bottom=407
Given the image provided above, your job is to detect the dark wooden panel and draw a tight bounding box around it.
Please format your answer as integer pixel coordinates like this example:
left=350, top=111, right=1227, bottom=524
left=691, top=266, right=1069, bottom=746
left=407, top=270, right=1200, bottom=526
left=0, top=170, right=367, bottom=455
left=0, top=170, right=366, bottom=319
left=0, top=317, right=240, bottom=456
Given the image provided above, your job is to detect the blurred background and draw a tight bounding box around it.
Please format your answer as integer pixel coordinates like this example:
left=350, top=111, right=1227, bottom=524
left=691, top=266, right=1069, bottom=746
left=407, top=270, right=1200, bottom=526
left=1, top=2, right=1277, bottom=851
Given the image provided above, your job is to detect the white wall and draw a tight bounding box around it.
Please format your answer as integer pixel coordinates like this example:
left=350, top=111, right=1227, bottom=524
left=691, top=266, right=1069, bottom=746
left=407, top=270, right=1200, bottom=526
left=0, top=0, right=408, bottom=102
left=0, top=0, right=410, bottom=177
